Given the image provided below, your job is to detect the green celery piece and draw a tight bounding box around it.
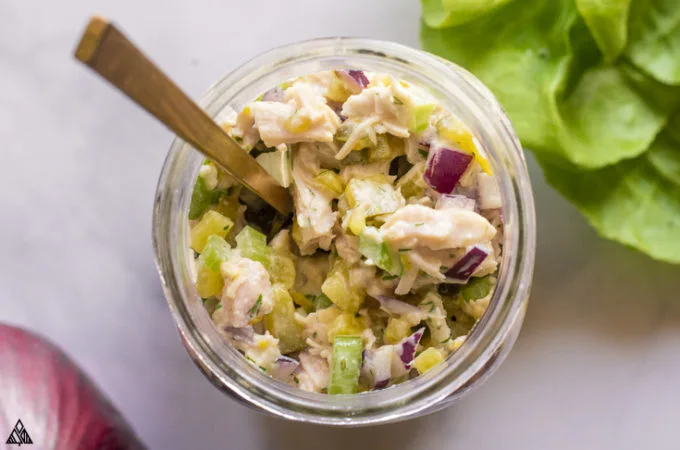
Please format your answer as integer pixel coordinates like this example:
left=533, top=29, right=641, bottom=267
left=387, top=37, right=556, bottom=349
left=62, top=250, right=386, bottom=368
left=576, top=0, right=632, bottom=62
left=329, top=336, right=363, bottom=395
left=201, top=235, right=231, bottom=272
left=269, top=254, right=296, bottom=290
left=538, top=137, right=680, bottom=264
left=460, top=275, right=495, bottom=301
left=264, top=286, right=306, bottom=354
left=421, top=0, right=675, bottom=168
left=626, top=0, right=680, bottom=85
left=410, top=102, right=437, bottom=133
left=235, top=226, right=271, bottom=268
left=315, top=294, right=334, bottom=310
left=358, top=227, right=403, bottom=275
left=422, top=0, right=515, bottom=29
left=189, top=176, right=222, bottom=220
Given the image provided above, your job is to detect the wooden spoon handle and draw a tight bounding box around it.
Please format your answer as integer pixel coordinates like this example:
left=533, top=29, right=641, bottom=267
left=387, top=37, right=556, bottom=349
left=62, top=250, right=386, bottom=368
left=74, top=16, right=292, bottom=215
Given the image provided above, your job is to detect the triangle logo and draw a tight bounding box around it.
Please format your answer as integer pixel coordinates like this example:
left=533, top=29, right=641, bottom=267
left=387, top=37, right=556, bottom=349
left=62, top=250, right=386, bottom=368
left=5, top=419, right=33, bottom=446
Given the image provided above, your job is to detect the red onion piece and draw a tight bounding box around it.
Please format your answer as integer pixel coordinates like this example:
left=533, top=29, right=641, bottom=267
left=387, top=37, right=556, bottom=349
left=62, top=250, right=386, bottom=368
left=270, top=356, right=300, bottom=381
left=424, top=146, right=474, bottom=194
left=361, top=346, right=393, bottom=389
left=223, top=326, right=255, bottom=344
left=0, top=325, right=144, bottom=449
left=395, top=327, right=425, bottom=369
left=436, top=194, right=476, bottom=211
left=261, top=86, right=284, bottom=102
left=445, top=245, right=489, bottom=282
left=477, top=172, right=502, bottom=210
left=336, top=70, right=369, bottom=93
left=375, top=295, right=424, bottom=317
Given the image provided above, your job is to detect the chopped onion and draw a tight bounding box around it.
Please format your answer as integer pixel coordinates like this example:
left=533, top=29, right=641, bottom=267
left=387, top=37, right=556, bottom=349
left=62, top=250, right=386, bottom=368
left=477, top=172, right=502, bottom=210
left=445, top=245, right=489, bottom=282
left=223, top=326, right=255, bottom=344
left=436, top=194, right=476, bottom=211
left=270, top=356, right=300, bottom=381
left=261, top=86, right=284, bottom=102
left=361, top=346, right=393, bottom=389
left=337, top=70, right=370, bottom=92
left=395, top=327, right=425, bottom=370
left=375, top=295, right=423, bottom=316
left=424, top=145, right=474, bottom=194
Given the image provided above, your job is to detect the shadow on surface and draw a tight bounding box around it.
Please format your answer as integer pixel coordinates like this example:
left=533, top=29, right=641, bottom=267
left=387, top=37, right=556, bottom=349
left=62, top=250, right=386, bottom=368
left=526, top=154, right=680, bottom=341
left=258, top=408, right=454, bottom=450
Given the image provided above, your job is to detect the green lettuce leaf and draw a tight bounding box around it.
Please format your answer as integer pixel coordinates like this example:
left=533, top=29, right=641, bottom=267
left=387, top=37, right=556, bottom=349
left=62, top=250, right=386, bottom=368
left=539, top=131, right=680, bottom=264
left=422, top=0, right=516, bottom=29
left=626, top=0, right=680, bottom=85
left=421, top=0, right=674, bottom=168
left=576, top=0, right=631, bottom=62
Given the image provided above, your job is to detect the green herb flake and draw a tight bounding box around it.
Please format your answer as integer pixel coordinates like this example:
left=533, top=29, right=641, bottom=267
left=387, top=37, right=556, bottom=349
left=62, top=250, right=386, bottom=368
left=249, top=294, right=263, bottom=317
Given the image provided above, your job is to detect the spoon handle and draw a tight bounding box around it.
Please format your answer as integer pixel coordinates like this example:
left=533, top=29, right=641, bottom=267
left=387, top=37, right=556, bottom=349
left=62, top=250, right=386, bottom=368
left=74, top=16, right=293, bottom=215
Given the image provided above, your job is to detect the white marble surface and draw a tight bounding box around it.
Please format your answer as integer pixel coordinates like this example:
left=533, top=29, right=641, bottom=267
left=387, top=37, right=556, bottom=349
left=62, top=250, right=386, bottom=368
left=1, top=1, right=679, bottom=448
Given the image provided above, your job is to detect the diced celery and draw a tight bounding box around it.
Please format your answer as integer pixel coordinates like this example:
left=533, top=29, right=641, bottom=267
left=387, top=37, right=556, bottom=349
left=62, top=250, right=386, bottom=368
left=256, top=148, right=291, bottom=188
left=189, top=176, right=222, bottom=220
left=235, top=226, right=271, bottom=268
left=460, top=275, right=495, bottom=301
left=384, top=317, right=411, bottom=344
left=212, top=186, right=242, bottom=224
left=346, top=208, right=367, bottom=235
left=314, top=293, right=334, bottom=310
left=396, top=162, right=427, bottom=199
left=327, top=313, right=365, bottom=343
left=314, top=170, right=345, bottom=197
left=321, top=263, right=364, bottom=313
left=409, top=103, right=436, bottom=133
left=195, top=258, right=224, bottom=298
left=358, top=227, right=403, bottom=275
left=269, top=254, right=296, bottom=290
left=335, top=120, right=373, bottom=150
left=329, top=336, right=363, bottom=395
left=190, top=210, right=234, bottom=253
left=290, top=291, right=315, bottom=313
left=344, top=178, right=404, bottom=217
left=200, top=235, right=231, bottom=272
left=367, top=134, right=406, bottom=162
left=412, top=347, right=445, bottom=374
left=264, top=286, right=305, bottom=354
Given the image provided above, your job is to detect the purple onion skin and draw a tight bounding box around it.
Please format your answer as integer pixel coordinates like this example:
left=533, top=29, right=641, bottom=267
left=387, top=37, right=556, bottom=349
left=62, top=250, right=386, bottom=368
left=424, top=147, right=474, bottom=194
left=261, top=86, right=284, bottom=102
left=0, top=325, right=144, bottom=449
left=398, top=328, right=425, bottom=368
left=374, top=379, right=390, bottom=390
left=445, top=246, right=488, bottom=282
left=271, top=356, right=300, bottom=380
left=347, top=70, right=370, bottom=88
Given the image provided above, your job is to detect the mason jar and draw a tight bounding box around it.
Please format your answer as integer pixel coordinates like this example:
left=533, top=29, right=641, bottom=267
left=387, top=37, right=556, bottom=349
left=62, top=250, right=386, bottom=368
left=152, top=37, right=536, bottom=426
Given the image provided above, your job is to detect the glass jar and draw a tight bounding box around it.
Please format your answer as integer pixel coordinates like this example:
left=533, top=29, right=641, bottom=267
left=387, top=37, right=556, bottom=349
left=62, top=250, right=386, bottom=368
left=152, top=38, right=536, bottom=426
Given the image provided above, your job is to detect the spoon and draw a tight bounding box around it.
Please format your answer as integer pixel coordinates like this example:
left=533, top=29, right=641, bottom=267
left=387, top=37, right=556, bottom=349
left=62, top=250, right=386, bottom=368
left=73, top=16, right=293, bottom=215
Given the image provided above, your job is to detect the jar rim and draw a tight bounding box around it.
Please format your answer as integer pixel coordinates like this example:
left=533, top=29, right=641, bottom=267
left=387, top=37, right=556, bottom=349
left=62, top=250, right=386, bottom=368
left=153, top=37, right=536, bottom=425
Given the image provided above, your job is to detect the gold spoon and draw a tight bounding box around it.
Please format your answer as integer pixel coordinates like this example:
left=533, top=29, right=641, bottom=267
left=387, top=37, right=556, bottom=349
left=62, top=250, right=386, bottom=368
left=74, top=16, right=293, bottom=215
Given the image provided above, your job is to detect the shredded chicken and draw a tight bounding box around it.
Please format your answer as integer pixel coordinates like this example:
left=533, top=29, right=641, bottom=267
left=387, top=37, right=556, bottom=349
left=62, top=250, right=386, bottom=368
left=296, top=351, right=330, bottom=393
left=291, top=144, right=337, bottom=255
left=212, top=258, right=273, bottom=328
left=381, top=204, right=496, bottom=251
